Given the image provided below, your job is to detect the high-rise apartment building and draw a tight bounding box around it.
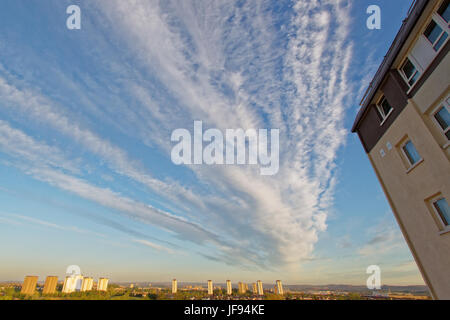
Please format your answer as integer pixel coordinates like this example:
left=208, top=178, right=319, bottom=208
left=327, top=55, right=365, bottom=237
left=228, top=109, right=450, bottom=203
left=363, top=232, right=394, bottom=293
left=81, top=277, right=94, bottom=292
left=226, top=280, right=232, bottom=295
left=352, top=0, right=450, bottom=299
left=172, top=279, right=177, bottom=294
left=21, top=276, right=38, bottom=295
left=207, top=280, right=213, bottom=295
left=257, top=280, right=264, bottom=296
left=62, top=275, right=83, bottom=293
left=252, top=283, right=258, bottom=295
left=276, top=280, right=284, bottom=295
left=42, top=276, right=58, bottom=294
left=97, top=278, right=109, bottom=292
left=238, top=282, right=245, bottom=294
left=62, top=276, right=73, bottom=294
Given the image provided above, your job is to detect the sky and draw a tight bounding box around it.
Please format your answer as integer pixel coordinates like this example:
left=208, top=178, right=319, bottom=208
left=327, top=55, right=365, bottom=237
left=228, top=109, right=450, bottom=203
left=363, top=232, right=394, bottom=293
left=0, top=0, right=425, bottom=285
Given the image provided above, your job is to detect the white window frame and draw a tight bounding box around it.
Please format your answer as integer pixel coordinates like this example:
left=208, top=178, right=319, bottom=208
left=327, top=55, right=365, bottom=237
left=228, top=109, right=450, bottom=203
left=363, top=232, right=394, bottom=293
left=436, top=0, right=450, bottom=26
left=400, top=139, right=423, bottom=170
left=431, top=95, right=450, bottom=142
left=430, top=195, right=450, bottom=233
left=399, top=56, right=422, bottom=91
left=376, top=96, right=394, bottom=126
left=423, top=13, right=450, bottom=52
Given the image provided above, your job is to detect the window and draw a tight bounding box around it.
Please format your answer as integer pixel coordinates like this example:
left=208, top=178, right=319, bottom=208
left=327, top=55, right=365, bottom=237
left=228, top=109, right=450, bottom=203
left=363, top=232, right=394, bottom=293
left=400, top=58, right=420, bottom=87
left=376, top=96, right=393, bottom=122
left=402, top=140, right=421, bottom=166
left=424, top=20, right=448, bottom=51
left=433, top=198, right=450, bottom=227
left=438, top=0, right=450, bottom=24
left=434, top=104, right=450, bottom=140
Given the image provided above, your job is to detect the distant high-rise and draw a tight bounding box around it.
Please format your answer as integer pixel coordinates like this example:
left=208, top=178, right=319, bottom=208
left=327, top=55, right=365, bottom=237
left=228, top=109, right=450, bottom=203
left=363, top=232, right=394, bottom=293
left=81, top=277, right=94, bottom=292
left=21, top=276, right=38, bottom=295
left=42, top=276, right=58, bottom=294
left=252, top=283, right=257, bottom=295
left=226, top=280, right=232, bottom=295
left=207, top=280, right=213, bottom=295
left=62, top=276, right=73, bottom=293
left=276, top=280, right=284, bottom=295
left=62, top=275, right=83, bottom=293
left=238, top=282, right=247, bottom=294
left=172, top=279, right=177, bottom=294
left=97, top=278, right=109, bottom=292
left=257, top=280, right=263, bottom=296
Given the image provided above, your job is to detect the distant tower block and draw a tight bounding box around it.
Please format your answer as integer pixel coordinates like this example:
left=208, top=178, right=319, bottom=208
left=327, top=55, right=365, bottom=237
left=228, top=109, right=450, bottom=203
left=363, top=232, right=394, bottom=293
left=226, top=280, right=232, bottom=295
left=172, top=279, right=177, bottom=294
left=62, top=276, right=74, bottom=293
left=207, top=280, right=213, bottom=295
left=42, top=276, right=58, bottom=294
left=276, top=280, right=284, bottom=295
left=257, top=280, right=264, bottom=296
left=62, top=275, right=83, bottom=293
left=238, top=282, right=246, bottom=294
left=244, top=283, right=248, bottom=292
left=81, top=277, right=94, bottom=292
left=97, top=278, right=109, bottom=291
left=252, top=283, right=258, bottom=295
left=21, top=276, right=38, bottom=295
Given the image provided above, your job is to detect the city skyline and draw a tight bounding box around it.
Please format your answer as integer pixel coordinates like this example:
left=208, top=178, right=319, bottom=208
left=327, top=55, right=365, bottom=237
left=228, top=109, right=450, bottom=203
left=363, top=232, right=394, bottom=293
left=0, top=0, right=425, bottom=286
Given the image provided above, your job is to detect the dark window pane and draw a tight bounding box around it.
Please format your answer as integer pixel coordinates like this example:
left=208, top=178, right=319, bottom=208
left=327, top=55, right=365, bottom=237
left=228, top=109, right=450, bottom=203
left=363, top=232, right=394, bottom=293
left=381, top=98, right=393, bottom=116
left=438, top=0, right=450, bottom=23
left=434, top=198, right=450, bottom=226
left=435, top=106, right=450, bottom=130
left=424, top=21, right=443, bottom=44
left=408, top=71, right=420, bottom=86
left=402, top=59, right=416, bottom=80
left=403, top=141, right=421, bottom=165
left=434, top=32, right=448, bottom=51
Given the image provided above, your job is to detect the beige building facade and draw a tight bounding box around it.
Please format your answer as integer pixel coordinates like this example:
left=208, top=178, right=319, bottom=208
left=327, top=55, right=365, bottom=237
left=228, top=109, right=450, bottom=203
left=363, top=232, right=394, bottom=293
left=276, top=280, right=284, bottom=295
left=42, top=276, right=58, bottom=294
left=21, top=275, right=38, bottom=295
left=207, top=280, right=213, bottom=295
left=353, top=0, right=450, bottom=299
left=172, top=279, right=177, bottom=294
left=256, top=280, right=264, bottom=296
left=81, top=277, right=94, bottom=292
left=226, top=280, right=232, bottom=295
left=97, top=278, right=109, bottom=292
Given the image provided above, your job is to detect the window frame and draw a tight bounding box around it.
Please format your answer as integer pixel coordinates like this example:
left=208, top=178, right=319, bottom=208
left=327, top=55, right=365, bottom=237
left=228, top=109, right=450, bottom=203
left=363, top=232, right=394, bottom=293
left=431, top=1, right=450, bottom=49
left=423, top=19, right=448, bottom=52
left=431, top=96, right=450, bottom=142
left=437, top=0, right=450, bottom=25
left=400, top=139, right=422, bottom=169
left=431, top=196, right=450, bottom=232
left=399, top=57, right=421, bottom=89
left=376, top=96, right=394, bottom=125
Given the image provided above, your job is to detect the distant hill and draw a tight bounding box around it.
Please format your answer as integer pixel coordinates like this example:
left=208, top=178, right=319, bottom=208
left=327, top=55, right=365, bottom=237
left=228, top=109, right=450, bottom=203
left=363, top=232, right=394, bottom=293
left=283, top=284, right=429, bottom=294
left=111, top=281, right=428, bottom=294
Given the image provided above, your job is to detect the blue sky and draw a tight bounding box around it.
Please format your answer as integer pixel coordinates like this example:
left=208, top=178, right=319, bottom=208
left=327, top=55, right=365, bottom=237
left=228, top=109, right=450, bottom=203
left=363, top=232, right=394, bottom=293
left=0, top=0, right=424, bottom=285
